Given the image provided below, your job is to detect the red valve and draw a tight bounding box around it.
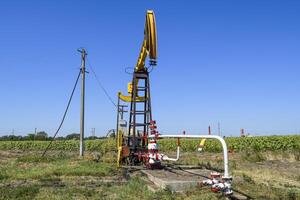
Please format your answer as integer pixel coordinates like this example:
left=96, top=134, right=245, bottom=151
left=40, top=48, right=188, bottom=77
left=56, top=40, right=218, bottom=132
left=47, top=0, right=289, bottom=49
left=150, top=120, right=156, bottom=125
left=150, top=125, right=157, bottom=129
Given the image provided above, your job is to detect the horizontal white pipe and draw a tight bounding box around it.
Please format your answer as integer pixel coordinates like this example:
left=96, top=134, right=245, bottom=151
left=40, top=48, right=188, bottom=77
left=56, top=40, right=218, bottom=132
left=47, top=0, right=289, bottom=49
left=162, top=146, right=180, bottom=161
left=150, top=134, right=230, bottom=178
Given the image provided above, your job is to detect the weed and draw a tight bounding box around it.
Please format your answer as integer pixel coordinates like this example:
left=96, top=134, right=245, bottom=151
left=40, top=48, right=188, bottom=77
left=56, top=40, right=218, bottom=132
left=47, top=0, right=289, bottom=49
left=287, top=189, right=297, bottom=200
left=230, top=160, right=237, bottom=169
left=242, top=173, right=254, bottom=183
left=113, top=177, right=153, bottom=199
left=0, top=173, right=8, bottom=181
left=293, top=149, right=300, bottom=161
left=242, top=150, right=266, bottom=162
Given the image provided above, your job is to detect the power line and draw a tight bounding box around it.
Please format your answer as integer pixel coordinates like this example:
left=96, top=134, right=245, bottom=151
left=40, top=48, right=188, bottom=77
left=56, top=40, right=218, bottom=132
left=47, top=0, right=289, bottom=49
left=42, top=69, right=81, bottom=157
left=86, top=58, right=117, bottom=107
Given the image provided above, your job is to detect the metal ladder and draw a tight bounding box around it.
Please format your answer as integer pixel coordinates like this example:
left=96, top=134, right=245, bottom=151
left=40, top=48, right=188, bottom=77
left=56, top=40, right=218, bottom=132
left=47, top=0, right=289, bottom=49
left=127, top=70, right=152, bottom=157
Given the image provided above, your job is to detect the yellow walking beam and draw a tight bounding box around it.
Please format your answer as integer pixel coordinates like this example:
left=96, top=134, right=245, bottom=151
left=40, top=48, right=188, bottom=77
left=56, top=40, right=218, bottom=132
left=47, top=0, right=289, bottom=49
left=135, top=10, right=157, bottom=72
left=119, top=10, right=157, bottom=102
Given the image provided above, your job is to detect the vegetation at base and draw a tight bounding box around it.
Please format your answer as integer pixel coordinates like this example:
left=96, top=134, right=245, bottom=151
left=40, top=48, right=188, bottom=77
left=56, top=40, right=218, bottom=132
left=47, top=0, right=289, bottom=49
left=0, top=151, right=225, bottom=200
left=242, top=173, right=255, bottom=183
left=233, top=182, right=300, bottom=200
left=0, top=185, right=40, bottom=200
left=0, top=178, right=224, bottom=200
left=0, top=148, right=299, bottom=199
left=0, top=154, right=115, bottom=182
left=0, top=135, right=299, bottom=153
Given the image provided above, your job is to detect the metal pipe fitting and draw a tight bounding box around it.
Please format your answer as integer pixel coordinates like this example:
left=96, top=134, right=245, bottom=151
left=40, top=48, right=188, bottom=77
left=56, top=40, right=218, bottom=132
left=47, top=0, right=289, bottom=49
left=150, top=134, right=230, bottom=179
left=162, top=146, right=180, bottom=161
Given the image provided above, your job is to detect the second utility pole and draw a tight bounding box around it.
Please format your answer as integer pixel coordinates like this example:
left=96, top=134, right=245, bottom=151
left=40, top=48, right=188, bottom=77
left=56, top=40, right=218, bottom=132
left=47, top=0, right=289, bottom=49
left=79, top=48, right=87, bottom=157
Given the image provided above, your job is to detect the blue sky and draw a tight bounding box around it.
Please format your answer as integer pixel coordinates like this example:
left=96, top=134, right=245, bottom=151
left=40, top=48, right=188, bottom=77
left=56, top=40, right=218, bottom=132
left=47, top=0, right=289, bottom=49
left=0, top=0, right=299, bottom=137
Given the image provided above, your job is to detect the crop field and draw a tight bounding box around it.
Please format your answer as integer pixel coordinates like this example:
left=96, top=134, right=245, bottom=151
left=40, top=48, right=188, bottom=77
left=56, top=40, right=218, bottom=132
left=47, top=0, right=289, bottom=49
left=0, top=135, right=300, bottom=200
left=0, top=135, right=299, bottom=153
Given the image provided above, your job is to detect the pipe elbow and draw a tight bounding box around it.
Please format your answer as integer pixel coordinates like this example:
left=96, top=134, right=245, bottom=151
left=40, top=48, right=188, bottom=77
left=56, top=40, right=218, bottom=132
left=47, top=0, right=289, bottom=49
left=162, top=146, right=180, bottom=162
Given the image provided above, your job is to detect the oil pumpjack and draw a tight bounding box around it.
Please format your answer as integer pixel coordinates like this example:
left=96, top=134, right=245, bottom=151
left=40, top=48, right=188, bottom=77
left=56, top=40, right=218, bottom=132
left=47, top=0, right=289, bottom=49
left=116, top=10, right=161, bottom=168
left=115, top=10, right=233, bottom=195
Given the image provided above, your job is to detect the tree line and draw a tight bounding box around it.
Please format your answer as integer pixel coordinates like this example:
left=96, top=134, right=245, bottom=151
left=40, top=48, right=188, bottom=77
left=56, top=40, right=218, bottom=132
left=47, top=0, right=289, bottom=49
left=0, top=131, right=109, bottom=141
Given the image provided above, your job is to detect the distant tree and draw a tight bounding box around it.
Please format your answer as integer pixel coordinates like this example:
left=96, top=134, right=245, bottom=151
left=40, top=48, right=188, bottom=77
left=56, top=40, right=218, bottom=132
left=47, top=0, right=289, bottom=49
left=9, top=135, right=18, bottom=140
left=0, top=135, right=8, bottom=141
left=55, top=136, right=65, bottom=140
left=66, top=133, right=80, bottom=140
left=27, top=133, right=35, bottom=140
left=86, top=136, right=98, bottom=140
left=0, top=135, right=22, bottom=141
left=35, top=131, right=48, bottom=140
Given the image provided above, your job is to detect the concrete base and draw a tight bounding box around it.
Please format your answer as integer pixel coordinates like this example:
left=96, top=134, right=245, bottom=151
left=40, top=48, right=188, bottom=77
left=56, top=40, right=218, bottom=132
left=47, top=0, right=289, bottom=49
left=141, top=166, right=212, bottom=192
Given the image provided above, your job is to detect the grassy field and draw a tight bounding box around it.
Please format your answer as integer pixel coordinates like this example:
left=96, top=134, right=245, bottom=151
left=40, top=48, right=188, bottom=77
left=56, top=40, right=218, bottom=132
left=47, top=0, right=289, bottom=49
left=0, top=151, right=230, bottom=200
left=0, top=135, right=300, bottom=199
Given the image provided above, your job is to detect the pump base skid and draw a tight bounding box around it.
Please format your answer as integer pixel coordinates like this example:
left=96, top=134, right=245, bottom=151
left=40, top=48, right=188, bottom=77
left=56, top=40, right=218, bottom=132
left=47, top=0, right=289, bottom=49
left=141, top=167, right=212, bottom=192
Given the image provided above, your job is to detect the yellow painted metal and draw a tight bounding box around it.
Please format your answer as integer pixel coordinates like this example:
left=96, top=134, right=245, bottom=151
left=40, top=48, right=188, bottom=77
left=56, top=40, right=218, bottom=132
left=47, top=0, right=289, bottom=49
left=198, top=139, right=206, bottom=151
left=135, top=10, right=157, bottom=72
left=118, top=91, right=145, bottom=103
left=199, top=139, right=206, bottom=147
left=119, top=10, right=157, bottom=102
left=117, top=128, right=124, bottom=167
left=117, top=146, right=122, bottom=167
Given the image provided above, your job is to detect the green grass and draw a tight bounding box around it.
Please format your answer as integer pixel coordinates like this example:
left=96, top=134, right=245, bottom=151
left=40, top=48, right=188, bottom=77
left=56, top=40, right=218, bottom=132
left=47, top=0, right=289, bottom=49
left=0, top=185, right=40, bottom=200
left=0, top=153, right=116, bottom=182
left=233, top=182, right=300, bottom=200
left=0, top=151, right=299, bottom=200
left=241, top=150, right=266, bottom=162
left=242, top=173, right=255, bottom=184
left=0, top=135, right=300, bottom=199
left=0, top=150, right=227, bottom=200
left=0, top=176, right=224, bottom=200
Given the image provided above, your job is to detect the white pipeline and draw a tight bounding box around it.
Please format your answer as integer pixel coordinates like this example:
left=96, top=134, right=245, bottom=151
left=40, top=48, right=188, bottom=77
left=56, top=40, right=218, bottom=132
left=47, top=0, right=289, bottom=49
left=162, top=146, right=180, bottom=161
left=150, top=134, right=230, bottom=179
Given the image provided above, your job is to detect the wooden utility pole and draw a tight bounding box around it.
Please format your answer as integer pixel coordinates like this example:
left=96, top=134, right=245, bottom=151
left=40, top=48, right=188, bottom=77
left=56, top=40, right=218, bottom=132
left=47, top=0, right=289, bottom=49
left=78, top=48, right=87, bottom=157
